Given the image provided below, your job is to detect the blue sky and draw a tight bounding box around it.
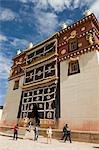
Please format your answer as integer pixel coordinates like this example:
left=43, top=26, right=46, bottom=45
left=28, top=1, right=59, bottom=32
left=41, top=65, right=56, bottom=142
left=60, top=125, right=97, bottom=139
left=0, top=0, right=99, bottom=106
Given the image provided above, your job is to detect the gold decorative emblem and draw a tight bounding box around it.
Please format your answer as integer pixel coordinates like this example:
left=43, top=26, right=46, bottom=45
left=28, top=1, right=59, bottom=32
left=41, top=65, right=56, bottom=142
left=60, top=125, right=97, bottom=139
left=86, top=32, right=94, bottom=45
left=66, top=30, right=77, bottom=42
left=63, top=36, right=67, bottom=40
left=70, top=30, right=77, bottom=38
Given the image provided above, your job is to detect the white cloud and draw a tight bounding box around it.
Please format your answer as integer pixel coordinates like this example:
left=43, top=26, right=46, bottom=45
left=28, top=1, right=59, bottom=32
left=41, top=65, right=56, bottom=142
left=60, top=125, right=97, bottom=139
left=0, top=94, right=5, bottom=105
left=19, top=0, right=29, bottom=2
left=71, top=0, right=99, bottom=15
left=18, top=0, right=72, bottom=12
left=64, top=19, right=73, bottom=25
left=0, top=36, right=29, bottom=80
left=0, top=8, right=17, bottom=21
left=0, top=34, right=29, bottom=53
left=18, top=0, right=99, bottom=16
left=90, top=0, right=99, bottom=19
left=34, top=10, right=58, bottom=36
left=72, top=0, right=99, bottom=20
left=59, top=19, right=73, bottom=29
left=48, top=0, right=72, bottom=12
left=72, top=0, right=81, bottom=9
left=0, top=34, right=7, bottom=42
left=0, top=54, right=11, bottom=80
left=10, top=38, right=29, bottom=48
left=33, top=0, right=48, bottom=10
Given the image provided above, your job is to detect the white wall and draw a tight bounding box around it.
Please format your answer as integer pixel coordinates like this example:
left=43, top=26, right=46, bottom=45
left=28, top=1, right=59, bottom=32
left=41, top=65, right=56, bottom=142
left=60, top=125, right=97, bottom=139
left=1, top=76, right=24, bottom=125
left=0, top=109, right=3, bottom=120
left=59, top=51, right=99, bottom=131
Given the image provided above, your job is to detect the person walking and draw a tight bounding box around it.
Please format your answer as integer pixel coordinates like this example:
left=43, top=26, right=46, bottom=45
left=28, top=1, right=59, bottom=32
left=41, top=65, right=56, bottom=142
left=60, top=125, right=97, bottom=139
left=13, top=124, right=19, bottom=140
left=34, top=126, right=38, bottom=141
left=28, top=121, right=32, bottom=132
left=64, top=124, right=72, bottom=143
left=61, top=124, right=66, bottom=140
left=46, top=126, right=52, bottom=144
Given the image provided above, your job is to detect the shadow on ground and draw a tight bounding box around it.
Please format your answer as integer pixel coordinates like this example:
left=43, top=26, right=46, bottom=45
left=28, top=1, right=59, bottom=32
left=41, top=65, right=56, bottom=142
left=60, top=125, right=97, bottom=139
left=93, top=146, right=99, bottom=149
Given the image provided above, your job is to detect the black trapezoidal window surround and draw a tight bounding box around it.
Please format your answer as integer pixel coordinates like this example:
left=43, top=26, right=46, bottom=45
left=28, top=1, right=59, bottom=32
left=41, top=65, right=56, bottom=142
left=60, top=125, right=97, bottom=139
left=69, top=38, right=78, bottom=52
left=68, top=60, right=80, bottom=76
left=13, top=80, right=19, bottom=90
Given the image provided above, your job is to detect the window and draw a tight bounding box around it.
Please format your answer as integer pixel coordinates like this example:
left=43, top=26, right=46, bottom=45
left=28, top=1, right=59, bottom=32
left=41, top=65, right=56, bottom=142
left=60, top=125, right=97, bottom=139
left=13, top=80, right=19, bottom=90
left=45, top=42, right=55, bottom=52
left=25, top=69, right=34, bottom=83
left=27, top=42, right=56, bottom=65
left=45, top=62, right=55, bottom=78
left=69, top=38, right=78, bottom=52
left=68, top=60, right=80, bottom=75
left=36, top=47, right=44, bottom=55
left=19, top=84, right=57, bottom=119
left=24, top=61, right=56, bottom=84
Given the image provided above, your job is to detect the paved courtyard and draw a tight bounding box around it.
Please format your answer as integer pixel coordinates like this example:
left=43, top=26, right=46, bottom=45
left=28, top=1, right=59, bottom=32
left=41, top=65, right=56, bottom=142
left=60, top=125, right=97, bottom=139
left=0, top=135, right=99, bottom=150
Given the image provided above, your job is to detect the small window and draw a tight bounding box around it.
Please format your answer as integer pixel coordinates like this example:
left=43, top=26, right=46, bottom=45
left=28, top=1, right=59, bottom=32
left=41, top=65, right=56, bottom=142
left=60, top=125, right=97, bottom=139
left=68, top=60, right=80, bottom=75
left=13, top=80, right=19, bottom=90
left=69, top=39, right=78, bottom=52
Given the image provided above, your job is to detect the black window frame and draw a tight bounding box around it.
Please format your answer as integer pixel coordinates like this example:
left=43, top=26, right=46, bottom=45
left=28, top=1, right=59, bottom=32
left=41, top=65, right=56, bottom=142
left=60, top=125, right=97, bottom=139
left=69, top=38, right=78, bottom=52
left=13, top=80, right=19, bottom=90
left=68, top=60, right=80, bottom=76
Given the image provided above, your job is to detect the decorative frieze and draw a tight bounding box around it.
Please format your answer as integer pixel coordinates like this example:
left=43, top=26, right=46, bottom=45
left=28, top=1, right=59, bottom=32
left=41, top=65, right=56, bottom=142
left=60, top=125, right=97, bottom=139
left=57, top=13, right=98, bottom=39
left=58, top=28, right=96, bottom=48
left=58, top=44, right=99, bottom=62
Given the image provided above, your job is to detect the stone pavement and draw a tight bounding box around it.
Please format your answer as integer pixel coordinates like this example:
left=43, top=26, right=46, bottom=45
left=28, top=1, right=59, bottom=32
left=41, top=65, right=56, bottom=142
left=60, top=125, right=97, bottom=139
left=0, top=135, right=99, bottom=150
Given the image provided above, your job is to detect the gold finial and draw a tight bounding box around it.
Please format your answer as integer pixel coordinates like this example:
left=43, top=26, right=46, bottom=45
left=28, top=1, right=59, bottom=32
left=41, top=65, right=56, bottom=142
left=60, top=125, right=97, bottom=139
left=61, top=23, right=67, bottom=29
left=28, top=42, right=33, bottom=49
left=84, top=10, right=92, bottom=16
left=17, top=49, right=21, bottom=55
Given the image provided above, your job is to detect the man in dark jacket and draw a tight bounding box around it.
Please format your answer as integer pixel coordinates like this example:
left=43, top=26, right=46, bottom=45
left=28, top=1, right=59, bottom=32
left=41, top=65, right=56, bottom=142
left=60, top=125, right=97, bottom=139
left=13, top=124, right=19, bottom=140
left=61, top=124, right=66, bottom=140
left=34, top=126, right=38, bottom=141
left=64, top=124, right=72, bottom=143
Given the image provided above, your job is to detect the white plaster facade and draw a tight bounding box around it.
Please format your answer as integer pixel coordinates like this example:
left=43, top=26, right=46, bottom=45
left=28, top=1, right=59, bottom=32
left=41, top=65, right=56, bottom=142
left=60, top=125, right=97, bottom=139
left=0, top=109, right=3, bottom=120
left=1, top=51, right=99, bottom=131
left=59, top=51, right=99, bottom=131
left=1, top=76, right=24, bottom=125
